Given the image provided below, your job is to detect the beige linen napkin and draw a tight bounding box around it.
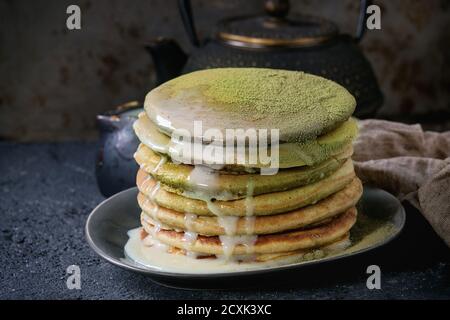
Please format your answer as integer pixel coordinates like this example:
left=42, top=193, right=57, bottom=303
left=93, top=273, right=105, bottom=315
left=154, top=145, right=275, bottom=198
left=352, top=119, right=450, bottom=247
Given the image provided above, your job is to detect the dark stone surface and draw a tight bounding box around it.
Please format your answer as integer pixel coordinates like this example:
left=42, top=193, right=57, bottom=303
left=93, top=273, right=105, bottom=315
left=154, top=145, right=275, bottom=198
left=0, top=142, right=449, bottom=299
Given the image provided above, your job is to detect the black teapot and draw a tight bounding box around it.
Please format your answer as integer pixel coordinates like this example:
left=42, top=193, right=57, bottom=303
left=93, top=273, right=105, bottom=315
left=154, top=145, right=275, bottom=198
left=147, top=0, right=383, bottom=117
left=96, top=101, right=141, bottom=197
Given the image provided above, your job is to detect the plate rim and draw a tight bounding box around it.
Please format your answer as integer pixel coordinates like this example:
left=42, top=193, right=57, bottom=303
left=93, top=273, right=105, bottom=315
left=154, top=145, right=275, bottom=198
left=86, top=186, right=406, bottom=279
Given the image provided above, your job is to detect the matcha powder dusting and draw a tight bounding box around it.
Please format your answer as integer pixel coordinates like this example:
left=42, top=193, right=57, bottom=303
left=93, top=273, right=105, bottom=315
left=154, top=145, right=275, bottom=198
left=149, top=68, right=356, bottom=142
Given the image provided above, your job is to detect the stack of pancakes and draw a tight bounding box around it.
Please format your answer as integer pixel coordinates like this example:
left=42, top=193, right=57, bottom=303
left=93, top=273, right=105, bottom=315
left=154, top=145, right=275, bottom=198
left=132, top=68, right=363, bottom=265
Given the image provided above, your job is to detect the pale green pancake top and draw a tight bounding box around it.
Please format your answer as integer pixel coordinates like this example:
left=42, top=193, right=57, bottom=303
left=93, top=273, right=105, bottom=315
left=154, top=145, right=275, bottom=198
left=144, top=68, right=356, bottom=143
left=134, top=112, right=358, bottom=168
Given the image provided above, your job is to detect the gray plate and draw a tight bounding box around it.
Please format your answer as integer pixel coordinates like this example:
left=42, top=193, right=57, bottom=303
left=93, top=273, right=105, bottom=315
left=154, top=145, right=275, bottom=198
left=86, top=186, right=405, bottom=289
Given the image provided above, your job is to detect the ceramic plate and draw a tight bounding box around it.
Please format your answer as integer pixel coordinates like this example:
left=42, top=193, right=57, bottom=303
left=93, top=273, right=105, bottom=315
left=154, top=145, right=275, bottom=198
left=86, top=186, right=405, bottom=289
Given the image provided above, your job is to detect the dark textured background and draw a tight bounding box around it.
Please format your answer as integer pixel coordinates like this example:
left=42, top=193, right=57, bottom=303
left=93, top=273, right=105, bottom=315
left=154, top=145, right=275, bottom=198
left=1, top=0, right=449, bottom=141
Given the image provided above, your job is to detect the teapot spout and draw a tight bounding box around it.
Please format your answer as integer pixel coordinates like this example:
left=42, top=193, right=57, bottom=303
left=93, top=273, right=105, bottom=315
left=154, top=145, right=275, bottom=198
left=145, top=38, right=188, bottom=85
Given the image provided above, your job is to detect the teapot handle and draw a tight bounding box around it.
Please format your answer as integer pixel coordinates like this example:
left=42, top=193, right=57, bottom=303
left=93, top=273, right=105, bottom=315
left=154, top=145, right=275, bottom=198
left=355, top=0, right=372, bottom=42
left=178, top=0, right=200, bottom=47
left=179, top=0, right=370, bottom=45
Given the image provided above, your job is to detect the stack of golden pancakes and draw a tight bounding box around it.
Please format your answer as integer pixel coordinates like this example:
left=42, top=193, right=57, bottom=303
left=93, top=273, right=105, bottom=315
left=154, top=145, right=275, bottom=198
left=131, top=68, right=362, bottom=267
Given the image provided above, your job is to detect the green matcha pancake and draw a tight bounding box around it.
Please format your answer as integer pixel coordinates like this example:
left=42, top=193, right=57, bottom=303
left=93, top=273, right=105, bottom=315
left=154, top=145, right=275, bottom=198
left=138, top=178, right=362, bottom=236
left=141, top=207, right=357, bottom=255
left=135, top=143, right=350, bottom=201
left=134, top=112, right=358, bottom=168
left=144, top=68, right=356, bottom=143
left=137, top=228, right=351, bottom=264
left=136, top=158, right=356, bottom=216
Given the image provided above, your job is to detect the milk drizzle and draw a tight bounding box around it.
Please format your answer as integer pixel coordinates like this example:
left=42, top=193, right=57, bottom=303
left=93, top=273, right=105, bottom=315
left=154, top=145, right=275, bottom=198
left=152, top=155, right=167, bottom=175
left=182, top=213, right=199, bottom=258
left=218, top=235, right=258, bottom=260
left=143, top=174, right=153, bottom=193
left=217, top=216, right=239, bottom=235
left=244, top=178, right=256, bottom=235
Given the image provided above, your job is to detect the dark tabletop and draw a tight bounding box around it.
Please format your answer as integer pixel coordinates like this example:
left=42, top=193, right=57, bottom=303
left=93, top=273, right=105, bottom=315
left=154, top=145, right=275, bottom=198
left=0, top=142, right=449, bottom=299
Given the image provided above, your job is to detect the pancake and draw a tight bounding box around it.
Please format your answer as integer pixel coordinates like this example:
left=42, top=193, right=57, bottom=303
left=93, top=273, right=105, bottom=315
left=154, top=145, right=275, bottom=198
left=144, top=68, right=356, bottom=143
left=134, top=143, right=350, bottom=201
left=139, top=228, right=351, bottom=263
left=249, top=233, right=351, bottom=263
left=141, top=207, right=357, bottom=255
left=134, top=112, right=358, bottom=168
left=138, top=177, right=362, bottom=236
left=137, top=158, right=356, bottom=216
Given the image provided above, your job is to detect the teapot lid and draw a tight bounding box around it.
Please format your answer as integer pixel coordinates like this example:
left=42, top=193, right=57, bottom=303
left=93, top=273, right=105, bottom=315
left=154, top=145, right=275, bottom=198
left=217, top=0, right=338, bottom=49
